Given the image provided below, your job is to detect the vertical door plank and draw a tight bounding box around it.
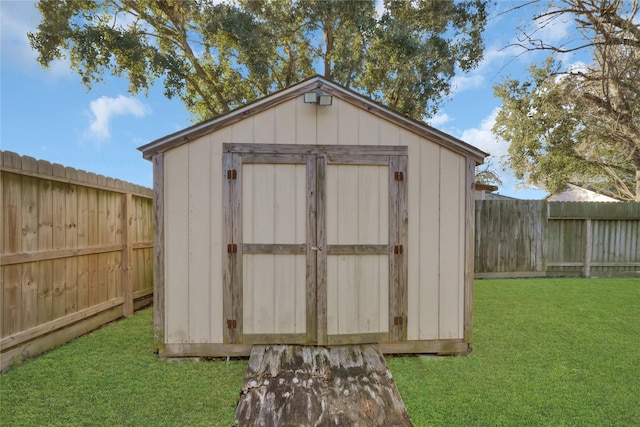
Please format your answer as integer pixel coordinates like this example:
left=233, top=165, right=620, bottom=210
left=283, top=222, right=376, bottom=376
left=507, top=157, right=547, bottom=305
left=316, top=155, right=327, bottom=345
left=241, top=164, right=254, bottom=335
left=389, top=155, right=408, bottom=341
left=306, top=155, right=317, bottom=344
left=222, top=153, right=233, bottom=343
left=231, top=153, right=243, bottom=343
left=152, top=153, right=165, bottom=350
left=397, top=156, right=408, bottom=341
left=223, top=153, right=243, bottom=343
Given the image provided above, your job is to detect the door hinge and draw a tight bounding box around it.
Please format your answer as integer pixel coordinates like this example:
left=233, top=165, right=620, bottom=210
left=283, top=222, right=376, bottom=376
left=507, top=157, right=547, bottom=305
left=227, top=169, right=237, bottom=180
left=394, top=245, right=403, bottom=254
left=227, top=319, right=237, bottom=329
left=227, top=243, right=238, bottom=254
left=393, top=316, right=404, bottom=326
left=394, top=171, right=404, bottom=181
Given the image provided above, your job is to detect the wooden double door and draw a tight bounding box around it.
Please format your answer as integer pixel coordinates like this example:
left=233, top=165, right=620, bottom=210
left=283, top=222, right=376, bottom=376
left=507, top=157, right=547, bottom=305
left=223, top=144, right=407, bottom=346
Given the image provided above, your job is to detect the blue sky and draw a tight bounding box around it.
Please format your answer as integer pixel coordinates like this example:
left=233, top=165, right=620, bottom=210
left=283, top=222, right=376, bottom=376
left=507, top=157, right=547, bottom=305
left=1, top=1, right=585, bottom=198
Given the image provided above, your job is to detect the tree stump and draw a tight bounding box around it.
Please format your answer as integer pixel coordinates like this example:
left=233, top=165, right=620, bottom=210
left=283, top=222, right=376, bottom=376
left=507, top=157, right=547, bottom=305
left=234, top=344, right=412, bottom=426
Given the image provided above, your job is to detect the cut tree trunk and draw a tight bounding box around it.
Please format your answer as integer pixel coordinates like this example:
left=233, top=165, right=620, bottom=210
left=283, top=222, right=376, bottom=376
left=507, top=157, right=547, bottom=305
left=234, top=344, right=412, bottom=426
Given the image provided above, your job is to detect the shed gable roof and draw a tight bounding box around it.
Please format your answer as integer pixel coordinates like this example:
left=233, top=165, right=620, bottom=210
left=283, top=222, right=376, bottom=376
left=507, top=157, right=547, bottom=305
left=138, top=75, right=487, bottom=163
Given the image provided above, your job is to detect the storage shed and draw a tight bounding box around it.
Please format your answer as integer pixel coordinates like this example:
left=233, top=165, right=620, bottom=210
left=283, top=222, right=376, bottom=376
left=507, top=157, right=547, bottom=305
left=139, top=76, right=487, bottom=358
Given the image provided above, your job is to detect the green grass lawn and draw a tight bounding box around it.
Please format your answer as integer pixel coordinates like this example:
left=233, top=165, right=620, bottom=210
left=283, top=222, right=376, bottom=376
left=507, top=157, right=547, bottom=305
left=1, top=278, right=638, bottom=426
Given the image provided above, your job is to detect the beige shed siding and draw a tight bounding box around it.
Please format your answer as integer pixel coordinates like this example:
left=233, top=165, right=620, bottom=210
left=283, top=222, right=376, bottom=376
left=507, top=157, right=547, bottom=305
left=274, top=101, right=296, bottom=143
left=162, top=94, right=469, bottom=346
left=164, top=145, right=189, bottom=343
left=438, top=149, right=466, bottom=339
left=209, top=130, right=227, bottom=343
left=410, top=135, right=442, bottom=341
left=188, top=139, right=211, bottom=343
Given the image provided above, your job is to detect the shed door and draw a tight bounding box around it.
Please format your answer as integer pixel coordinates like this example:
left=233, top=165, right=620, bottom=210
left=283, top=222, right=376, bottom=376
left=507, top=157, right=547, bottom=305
left=222, top=144, right=407, bottom=345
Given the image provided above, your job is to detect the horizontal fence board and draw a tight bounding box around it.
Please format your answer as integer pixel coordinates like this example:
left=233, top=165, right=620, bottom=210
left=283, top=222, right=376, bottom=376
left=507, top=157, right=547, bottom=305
left=548, top=201, right=640, bottom=219
left=1, top=303, right=123, bottom=372
left=1, top=244, right=123, bottom=265
left=0, top=297, right=124, bottom=350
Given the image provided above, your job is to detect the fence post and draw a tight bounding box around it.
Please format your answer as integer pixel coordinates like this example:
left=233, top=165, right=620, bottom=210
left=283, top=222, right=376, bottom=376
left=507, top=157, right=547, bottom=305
left=583, top=218, right=592, bottom=278
left=122, top=192, right=134, bottom=316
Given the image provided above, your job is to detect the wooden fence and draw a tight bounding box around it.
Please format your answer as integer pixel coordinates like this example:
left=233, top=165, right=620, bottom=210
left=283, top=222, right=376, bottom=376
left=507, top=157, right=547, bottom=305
left=1, top=151, right=153, bottom=370
left=475, top=200, right=640, bottom=278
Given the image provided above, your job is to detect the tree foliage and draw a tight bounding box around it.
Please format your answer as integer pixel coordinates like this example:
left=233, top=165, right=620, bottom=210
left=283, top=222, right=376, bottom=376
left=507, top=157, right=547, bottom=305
left=493, top=0, right=640, bottom=201
left=28, top=0, right=488, bottom=122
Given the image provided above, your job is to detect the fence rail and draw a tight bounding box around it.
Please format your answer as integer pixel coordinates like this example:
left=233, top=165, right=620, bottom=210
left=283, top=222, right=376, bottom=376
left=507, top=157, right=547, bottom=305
left=1, top=151, right=153, bottom=370
left=475, top=200, right=640, bottom=278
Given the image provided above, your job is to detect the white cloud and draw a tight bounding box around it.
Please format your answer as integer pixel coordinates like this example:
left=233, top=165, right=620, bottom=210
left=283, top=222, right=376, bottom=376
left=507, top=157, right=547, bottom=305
left=86, top=95, right=150, bottom=141
left=459, top=108, right=511, bottom=185
left=449, top=39, right=525, bottom=96
left=460, top=108, right=507, bottom=158
left=428, top=113, right=452, bottom=127
left=534, top=10, right=572, bottom=44
left=1, top=2, right=38, bottom=62
left=0, top=1, right=71, bottom=78
left=450, top=73, right=485, bottom=94
left=459, top=108, right=547, bottom=199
